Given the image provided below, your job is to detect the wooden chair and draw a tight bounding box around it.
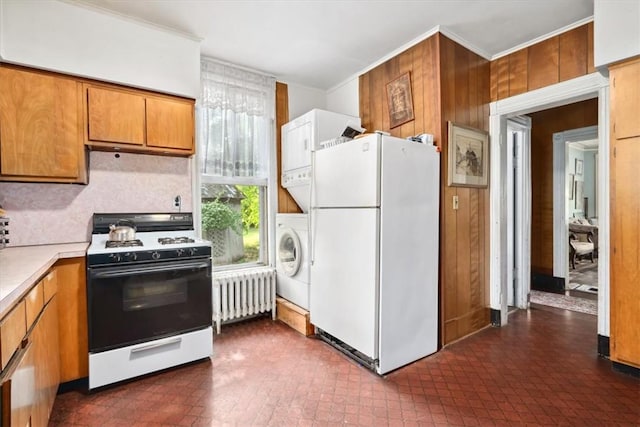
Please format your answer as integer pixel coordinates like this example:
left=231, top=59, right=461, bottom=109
left=569, top=231, right=595, bottom=270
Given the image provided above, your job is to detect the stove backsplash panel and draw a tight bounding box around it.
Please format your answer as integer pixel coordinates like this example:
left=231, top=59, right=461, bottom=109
left=0, top=151, right=193, bottom=246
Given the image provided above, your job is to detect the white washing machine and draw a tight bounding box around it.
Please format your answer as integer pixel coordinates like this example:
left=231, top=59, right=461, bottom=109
left=275, top=213, right=310, bottom=310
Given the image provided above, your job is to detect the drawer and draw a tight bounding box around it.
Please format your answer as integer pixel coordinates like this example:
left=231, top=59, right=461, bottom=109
left=0, top=300, right=27, bottom=370
left=43, top=269, right=58, bottom=304
left=25, top=281, right=44, bottom=331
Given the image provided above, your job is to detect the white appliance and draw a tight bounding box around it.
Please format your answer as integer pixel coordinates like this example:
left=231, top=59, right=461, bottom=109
left=281, top=109, right=361, bottom=212
left=275, top=214, right=310, bottom=309
left=86, top=213, right=213, bottom=389
left=310, top=133, right=440, bottom=374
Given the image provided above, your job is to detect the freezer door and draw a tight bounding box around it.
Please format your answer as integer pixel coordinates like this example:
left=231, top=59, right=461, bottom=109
left=310, top=208, right=379, bottom=359
left=312, top=135, right=380, bottom=208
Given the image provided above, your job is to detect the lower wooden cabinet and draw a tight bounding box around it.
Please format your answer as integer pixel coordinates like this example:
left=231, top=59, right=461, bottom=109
left=1, top=297, right=60, bottom=427
left=54, top=257, right=88, bottom=382
left=32, top=297, right=60, bottom=427
left=0, top=257, right=86, bottom=425
left=4, top=340, right=35, bottom=427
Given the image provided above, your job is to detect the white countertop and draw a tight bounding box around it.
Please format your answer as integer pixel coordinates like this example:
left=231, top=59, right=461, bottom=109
left=0, top=242, right=88, bottom=318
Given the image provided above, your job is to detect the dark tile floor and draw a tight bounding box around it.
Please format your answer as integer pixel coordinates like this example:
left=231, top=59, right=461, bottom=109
left=51, top=306, right=639, bottom=426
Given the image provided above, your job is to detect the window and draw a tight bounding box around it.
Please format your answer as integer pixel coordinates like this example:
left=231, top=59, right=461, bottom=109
left=197, top=59, right=275, bottom=268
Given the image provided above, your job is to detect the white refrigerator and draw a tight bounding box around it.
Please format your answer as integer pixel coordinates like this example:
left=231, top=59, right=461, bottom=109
left=310, top=133, right=440, bottom=374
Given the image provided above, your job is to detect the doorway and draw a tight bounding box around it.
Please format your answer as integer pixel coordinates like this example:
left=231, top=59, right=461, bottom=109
left=553, top=126, right=599, bottom=301
left=489, top=73, right=610, bottom=338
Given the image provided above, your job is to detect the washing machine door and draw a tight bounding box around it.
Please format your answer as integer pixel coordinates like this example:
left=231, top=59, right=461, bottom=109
left=278, top=228, right=301, bottom=277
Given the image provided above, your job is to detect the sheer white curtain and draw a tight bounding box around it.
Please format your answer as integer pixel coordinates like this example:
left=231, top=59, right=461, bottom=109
left=198, top=58, right=275, bottom=180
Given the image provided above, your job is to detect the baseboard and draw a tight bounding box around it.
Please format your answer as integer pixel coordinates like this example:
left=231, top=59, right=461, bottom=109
left=490, top=309, right=501, bottom=326
left=531, top=272, right=565, bottom=294
left=57, top=377, right=88, bottom=394
left=597, top=334, right=610, bottom=358
left=612, top=361, right=640, bottom=378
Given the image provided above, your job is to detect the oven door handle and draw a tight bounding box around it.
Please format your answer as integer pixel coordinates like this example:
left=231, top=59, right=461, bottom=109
left=90, top=260, right=211, bottom=278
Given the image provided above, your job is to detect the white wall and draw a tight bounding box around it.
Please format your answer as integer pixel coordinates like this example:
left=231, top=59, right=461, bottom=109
left=0, top=0, right=200, bottom=98
left=327, top=77, right=360, bottom=118
left=0, top=151, right=192, bottom=246
left=594, top=0, right=640, bottom=67
left=285, top=77, right=360, bottom=123
left=286, top=83, right=327, bottom=121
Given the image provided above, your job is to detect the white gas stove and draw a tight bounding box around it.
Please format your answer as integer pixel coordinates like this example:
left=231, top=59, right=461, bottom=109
left=86, top=212, right=213, bottom=390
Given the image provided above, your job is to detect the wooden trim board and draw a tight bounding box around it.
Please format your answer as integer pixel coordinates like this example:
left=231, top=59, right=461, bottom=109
left=276, top=297, right=313, bottom=336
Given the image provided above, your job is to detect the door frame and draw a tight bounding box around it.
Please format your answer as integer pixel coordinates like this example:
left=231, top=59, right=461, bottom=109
left=552, top=126, right=598, bottom=281
left=489, top=72, right=610, bottom=337
left=506, top=117, right=532, bottom=309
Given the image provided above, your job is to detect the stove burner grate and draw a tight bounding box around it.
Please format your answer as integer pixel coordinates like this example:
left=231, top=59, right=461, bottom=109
left=158, top=236, right=196, bottom=245
left=106, top=239, right=143, bottom=248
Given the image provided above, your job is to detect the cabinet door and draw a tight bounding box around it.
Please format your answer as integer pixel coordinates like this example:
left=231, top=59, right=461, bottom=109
left=610, top=137, right=640, bottom=368
left=32, top=297, right=60, bottom=427
left=0, top=67, right=82, bottom=179
left=146, top=97, right=194, bottom=152
left=0, top=300, right=26, bottom=370
left=86, top=86, right=145, bottom=145
left=611, top=59, right=640, bottom=140
left=54, top=258, right=88, bottom=382
left=2, top=341, right=35, bottom=427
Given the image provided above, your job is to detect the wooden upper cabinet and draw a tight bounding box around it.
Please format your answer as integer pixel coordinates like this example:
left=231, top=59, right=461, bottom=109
left=84, top=83, right=195, bottom=156
left=87, top=86, right=145, bottom=145
left=610, top=59, right=640, bottom=140
left=146, top=97, right=194, bottom=151
left=0, top=66, right=86, bottom=183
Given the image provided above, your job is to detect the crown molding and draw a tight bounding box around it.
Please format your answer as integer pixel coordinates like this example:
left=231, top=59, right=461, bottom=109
left=492, top=16, right=593, bottom=60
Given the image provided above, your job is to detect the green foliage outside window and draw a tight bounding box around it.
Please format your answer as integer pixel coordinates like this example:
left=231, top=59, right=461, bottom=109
left=201, top=199, right=243, bottom=235
left=238, top=185, right=260, bottom=232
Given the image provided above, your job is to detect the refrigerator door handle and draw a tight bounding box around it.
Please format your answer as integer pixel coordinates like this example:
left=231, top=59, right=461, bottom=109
left=310, top=150, right=316, bottom=265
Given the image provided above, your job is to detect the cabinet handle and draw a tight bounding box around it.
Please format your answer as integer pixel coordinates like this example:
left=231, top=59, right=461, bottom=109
left=130, top=337, right=182, bottom=354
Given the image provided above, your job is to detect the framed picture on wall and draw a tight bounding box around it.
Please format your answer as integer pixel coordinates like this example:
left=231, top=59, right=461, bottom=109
left=386, top=72, right=415, bottom=128
left=575, top=158, right=583, bottom=175
left=447, top=122, right=489, bottom=187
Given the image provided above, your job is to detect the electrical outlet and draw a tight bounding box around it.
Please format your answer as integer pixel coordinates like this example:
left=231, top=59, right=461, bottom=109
left=174, top=195, right=181, bottom=211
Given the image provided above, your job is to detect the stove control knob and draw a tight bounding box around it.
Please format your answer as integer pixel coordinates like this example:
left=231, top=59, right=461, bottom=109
left=189, top=247, right=198, bottom=256
left=151, top=251, right=161, bottom=260
left=109, top=253, right=122, bottom=262
left=127, top=252, right=138, bottom=261
left=176, top=248, right=185, bottom=257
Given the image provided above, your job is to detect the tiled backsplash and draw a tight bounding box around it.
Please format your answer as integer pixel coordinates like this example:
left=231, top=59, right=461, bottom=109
left=0, top=151, right=193, bottom=246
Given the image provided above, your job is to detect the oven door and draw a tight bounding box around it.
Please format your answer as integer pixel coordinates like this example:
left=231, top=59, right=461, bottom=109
left=87, top=258, right=212, bottom=353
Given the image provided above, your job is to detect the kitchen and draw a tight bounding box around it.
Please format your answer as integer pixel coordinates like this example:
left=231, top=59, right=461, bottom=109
left=1, top=0, right=639, bottom=425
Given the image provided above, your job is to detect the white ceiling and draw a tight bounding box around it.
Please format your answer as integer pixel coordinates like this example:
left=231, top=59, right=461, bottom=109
left=73, top=0, right=594, bottom=90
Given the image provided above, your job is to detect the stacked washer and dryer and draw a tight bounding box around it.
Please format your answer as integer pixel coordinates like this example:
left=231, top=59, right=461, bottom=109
left=276, top=109, right=361, bottom=310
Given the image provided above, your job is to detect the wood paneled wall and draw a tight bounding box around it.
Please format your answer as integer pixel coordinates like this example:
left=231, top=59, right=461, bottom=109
left=275, top=82, right=302, bottom=214
left=490, top=23, right=595, bottom=101
left=529, top=99, right=598, bottom=275
left=359, top=33, right=490, bottom=346
left=439, top=36, right=491, bottom=345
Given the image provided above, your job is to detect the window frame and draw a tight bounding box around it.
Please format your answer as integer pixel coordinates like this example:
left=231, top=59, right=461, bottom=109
left=193, top=116, right=276, bottom=273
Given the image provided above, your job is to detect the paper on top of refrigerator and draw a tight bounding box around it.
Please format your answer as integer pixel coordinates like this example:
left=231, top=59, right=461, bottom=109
left=318, top=124, right=366, bottom=150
